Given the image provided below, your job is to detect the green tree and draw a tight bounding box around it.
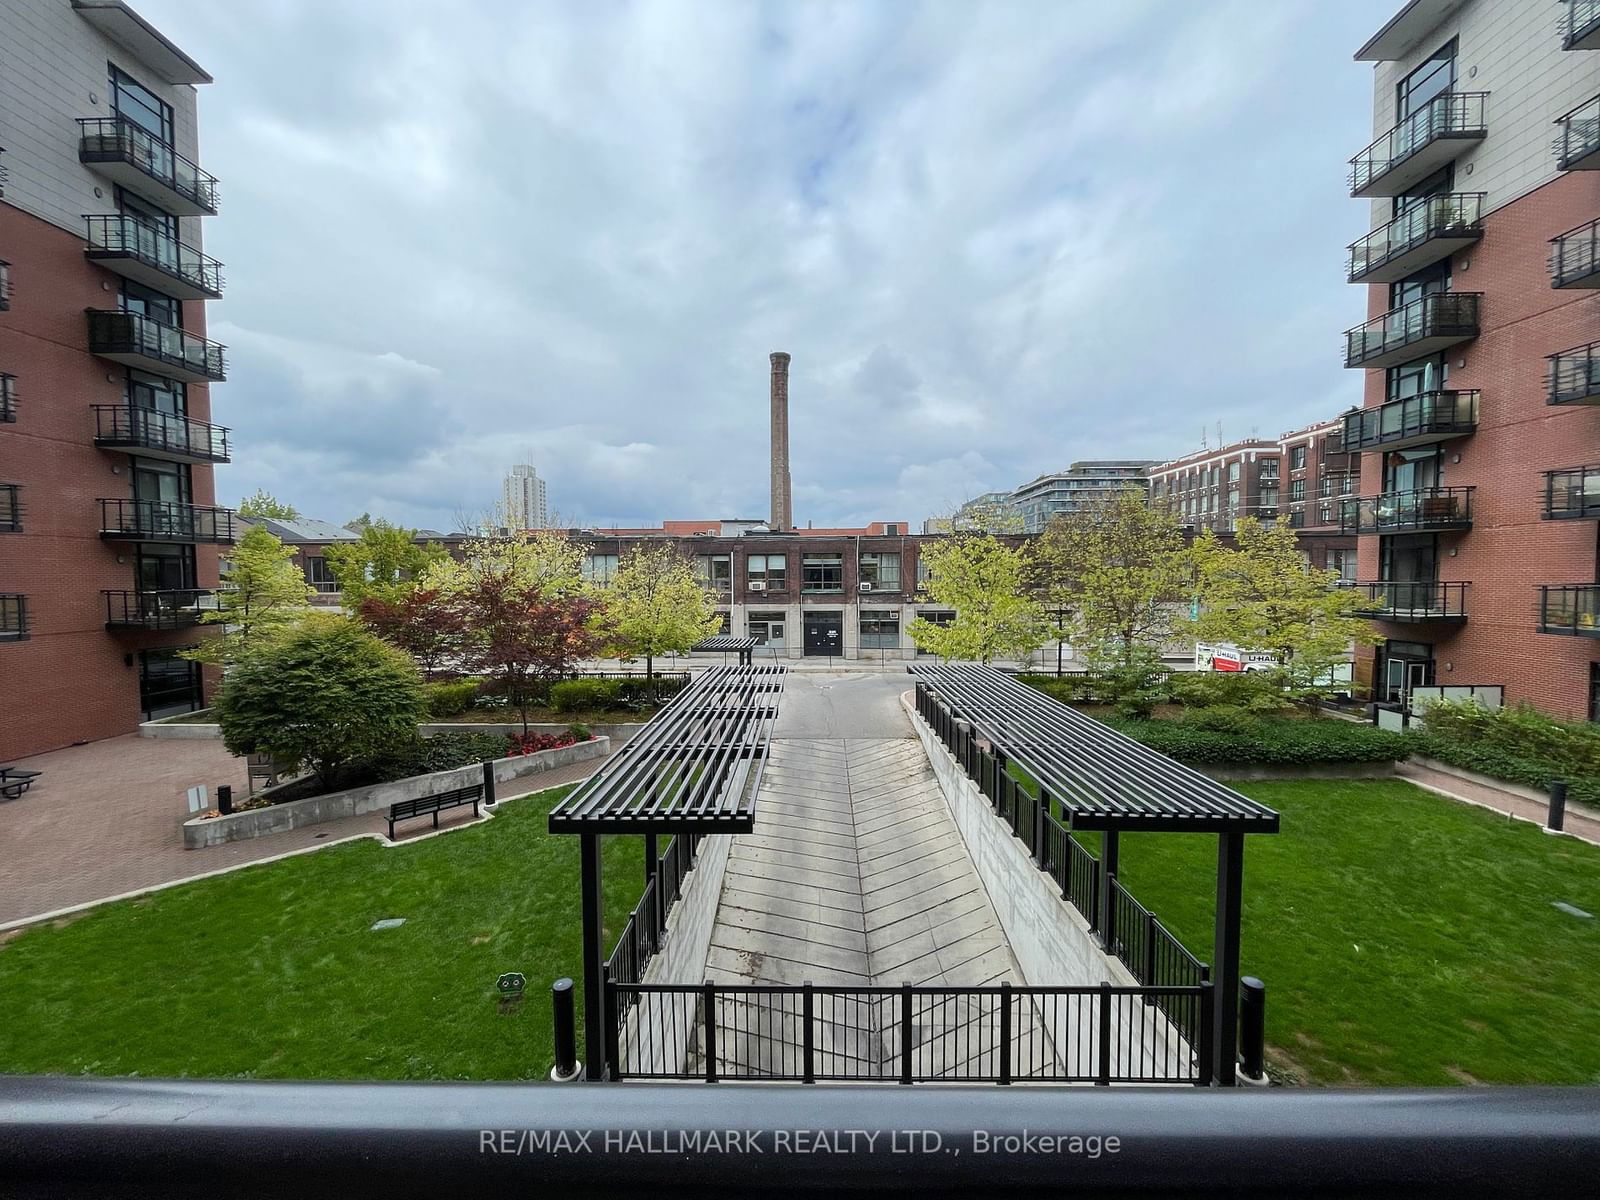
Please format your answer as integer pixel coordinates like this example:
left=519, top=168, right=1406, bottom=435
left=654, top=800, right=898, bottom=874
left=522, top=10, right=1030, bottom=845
left=237, top=489, right=300, bottom=520
left=325, top=520, right=446, bottom=608
left=597, top=544, right=722, bottom=690
left=214, top=614, right=426, bottom=789
left=186, top=524, right=313, bottom=666
left=907, top=534, right=1049, bottom=664
left=421, top=529, right=586, bottom=601
left=1187, top=517, right=1379, bottom=704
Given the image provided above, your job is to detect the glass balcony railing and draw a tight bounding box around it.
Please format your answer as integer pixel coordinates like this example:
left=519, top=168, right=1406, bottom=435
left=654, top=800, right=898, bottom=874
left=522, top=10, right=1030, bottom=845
left=98, top=498, right=237, bottom=544
left=86, top=310, right=227, bottom=383
left=1556, top=93, right=1600, bottom=170
left=77, top=115, right=219, bottom=215
left=1347, top=193, right=1484, bottom=283
left=1551, top=217, right=1600, bottom=287
left=1342, top=390, right=1479, bottom=452
left=83, top=214, right=223, bottom=299
left=1343, top=292, right=1481, bottom=369
left=1544, top=465, right=1600, bottom=520
left=1539, top=585, right=1600, bottom=637
left=1339, top=486, right=1474, bottom=534
left=103, top=589, right=214, bottom=630
left=1548, top=339, right=1600, bottom=405
left=1349, top=92, right=1488, bottom=196
left=93, top=405, right=230, bottom=464
left=1349, top=580, right=1468, bottom=621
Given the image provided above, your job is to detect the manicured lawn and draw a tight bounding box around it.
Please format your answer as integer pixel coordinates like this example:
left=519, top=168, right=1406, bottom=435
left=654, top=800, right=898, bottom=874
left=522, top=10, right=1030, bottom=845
left=1106, top=780, right=1600, bottom=1086
left=0, top=785, right=644, bottom=1081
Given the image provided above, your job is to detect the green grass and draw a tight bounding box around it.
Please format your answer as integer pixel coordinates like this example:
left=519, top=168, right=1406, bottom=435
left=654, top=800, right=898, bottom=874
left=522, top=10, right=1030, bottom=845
left=0, top=785, right=644, bottom=1081
left=1104, top=780, right=1600, bottom=1085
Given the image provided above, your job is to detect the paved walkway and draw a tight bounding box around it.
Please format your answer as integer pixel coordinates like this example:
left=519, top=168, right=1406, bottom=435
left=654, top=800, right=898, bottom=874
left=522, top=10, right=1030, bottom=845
left=1397, top=761, right=1600, bottom=847
left=0, top=734, right=610, bottom=929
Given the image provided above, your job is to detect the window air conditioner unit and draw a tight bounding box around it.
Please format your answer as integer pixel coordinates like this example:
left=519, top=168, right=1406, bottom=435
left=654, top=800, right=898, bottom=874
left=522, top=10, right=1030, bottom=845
left=750, top=581, right=765, bottom=591
left=859, top=582, right=873, bottom=592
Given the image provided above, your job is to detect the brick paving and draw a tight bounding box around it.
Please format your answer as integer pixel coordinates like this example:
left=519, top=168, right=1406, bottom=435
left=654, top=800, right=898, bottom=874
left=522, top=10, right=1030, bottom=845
left=0, top=735, right=610, bottom=929
left=1396, top=761, right=1600, bottom=848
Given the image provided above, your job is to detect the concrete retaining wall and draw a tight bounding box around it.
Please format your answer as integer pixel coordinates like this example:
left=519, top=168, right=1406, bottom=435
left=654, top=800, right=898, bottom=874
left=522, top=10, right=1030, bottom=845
left=181, top=736, right=609, bottom=848
left=143, top=720, right=647, bottom=744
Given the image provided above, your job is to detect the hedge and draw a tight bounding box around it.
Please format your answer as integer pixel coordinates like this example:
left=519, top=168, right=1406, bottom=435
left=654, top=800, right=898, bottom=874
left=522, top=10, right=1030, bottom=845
left=423, top=678, right=480, bottom=718
left=1103, top=716, right=1410, bottom=766
left=549, top=678, right=624, bottom=712
left=1407, top=732, right=1600, bottom=807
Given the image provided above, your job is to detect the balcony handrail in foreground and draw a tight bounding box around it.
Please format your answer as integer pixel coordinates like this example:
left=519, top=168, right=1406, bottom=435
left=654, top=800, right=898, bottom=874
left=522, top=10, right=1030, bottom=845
left=1556, top=93, right=1600, bottom=171
left=1341, top=389, right=1479, bottom=451
left=92, top=404, right=231, bottom=463
left=1349, top=580, right=1469, bottom=621
left=103, top=588, right=214, bottom=630
left=1339, top=486, right=1475, bottom=534
left=83, top=213, right=224, bottom=297
left=1544, top=465, right=1600, bottom=519
left=1539, top=585, right=1600, bottom=637
left=1346, top=192, right=1484, bottom=282
left=1549, top=339, right=1600, bottom=405
left=86, top=309, right=227, bottom=383
left=1343, top=291, right=1481, bottom=369
left=76, top=114, right=218, bottom=214
left=1349, top=91, right=1488, bottom=195
left=97, top=497, right=238, bottom=544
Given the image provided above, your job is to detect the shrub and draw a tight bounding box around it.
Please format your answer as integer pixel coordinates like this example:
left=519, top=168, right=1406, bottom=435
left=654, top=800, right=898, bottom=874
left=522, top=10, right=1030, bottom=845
left=1105, top=716, right=1410, bottom=766
left=549, top=678, right=624, bottom=712
left=1166, top=670, right=1290, bottom=715
left=422, top=678, right=480, bottom=718
left=567, top=723, right=591, bottom=742
left=1017, top=674, right=1104, bottom=705
left=1176, top=705, right=1260, bottom=736
left=1409, top=700, right=1600, bottom=805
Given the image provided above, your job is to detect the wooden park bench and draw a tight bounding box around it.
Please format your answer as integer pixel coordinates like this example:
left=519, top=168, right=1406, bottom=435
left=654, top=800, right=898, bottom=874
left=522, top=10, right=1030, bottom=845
left=386, top=783, right=483, bottom=840
left=0, top=766, right=42, bottom=800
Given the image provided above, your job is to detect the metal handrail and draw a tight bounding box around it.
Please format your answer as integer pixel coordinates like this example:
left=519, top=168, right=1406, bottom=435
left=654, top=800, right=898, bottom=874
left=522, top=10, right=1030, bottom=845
left=0, top=373, right=15, bottom=422
left=1339, top=486, right=1475, bottom=534
left=85, top=309, right=227, bottom=381
left=0, top=483, right=20, bottom=533
left=0, top=593, right=27, bottom=639
left=97, top=497, right=238, bottom=543
left=83, top=213, right=224, bottom=295
left=1347, top=192, right=1484, bottom=280
left=76, top=115, right=219, bottom=212
left=1544, top=465, right=1600, bottom=519
left=1349, top=91, right=1487, bottom=193
left=1566, top=0, right=1600, bottom=48
left=1551, top=217, right=1600, bottom=287
left=1548, top=339, right=1600, bottom=404
left=1556, top=93, right=1600, bottom=170
left=1539, top=585, right=1600, bottom=635
left=92, top=404, right=230, bottom=461
left=1343, top=292, right=1481, bottom=367
left=1341, top=390, right=1479, bottom=450
left=1349, top=580, right=1469, bottom=620
left=103, top=588, right=213, bottom=629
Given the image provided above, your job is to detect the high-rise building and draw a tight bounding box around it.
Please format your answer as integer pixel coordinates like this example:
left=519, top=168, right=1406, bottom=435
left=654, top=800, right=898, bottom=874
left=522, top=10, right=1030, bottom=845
left=1, top=0, right=229, bottom=759
left=1008, top=462, right=1157, bottom=532
left=1341, top=0, right=1600, bottom=718
left=503, top=463, right=548, bottom=530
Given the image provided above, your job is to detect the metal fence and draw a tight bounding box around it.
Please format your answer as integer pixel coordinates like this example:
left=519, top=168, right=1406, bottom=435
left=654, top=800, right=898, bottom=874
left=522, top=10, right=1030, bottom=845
left=605, top=832, right=701, bottom=1008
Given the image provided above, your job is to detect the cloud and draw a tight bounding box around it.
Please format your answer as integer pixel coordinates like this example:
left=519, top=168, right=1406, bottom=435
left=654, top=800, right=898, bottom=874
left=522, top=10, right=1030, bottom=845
left=139, top=0, right=1399, bottom=529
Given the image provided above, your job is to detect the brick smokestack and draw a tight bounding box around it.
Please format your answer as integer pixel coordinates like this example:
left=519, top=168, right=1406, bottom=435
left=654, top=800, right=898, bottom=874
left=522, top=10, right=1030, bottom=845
left=769, top=351, right=793, bottom=530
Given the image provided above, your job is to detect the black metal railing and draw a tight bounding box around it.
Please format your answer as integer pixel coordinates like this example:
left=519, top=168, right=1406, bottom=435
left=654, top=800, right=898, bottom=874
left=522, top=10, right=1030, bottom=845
left=0, top=373, right=15, bottom=422
left=0, top=258, right=10, bottom=310
left=1349, top=91, right=1488, bottom=194
left=611, top=980, right=1212, bottom=1085
left=1551, top=217, right=1600, bottom=287
left=86, top=309, right=227, bottom=382
left=1567, top=0, right=1600, bottom=50
left=1557, top=94, right=1600, bottom=170
left=1349, top=580, right=1469, bottom=621
left=1346, top=192, right=1484, bottom=282
left=83, top=213, right=224, bottom=296
left=1342, top=390, right=1478, bottom=451
left=98, top=497, right=238, bottom=543
left=1339, top=486, right=1474, bottom=534
left=1539, top=585, right=1600, bottom=637
left=0, top=593, right=27, bottom=640
left=1550, top=339, right=1600, bottom=405
left=92, top=404, right=230, bottom=462
left=605, top=833, right=700, bottom=1008
left=1544, top=465, right=1600, bottom=519
left=1343, top=292, right=1481, bottom=368
left=0, top=483, right=20, bottom=533
left=77, top=115, right=219, bottom=213
left=103, top=589, right=213, bottom=630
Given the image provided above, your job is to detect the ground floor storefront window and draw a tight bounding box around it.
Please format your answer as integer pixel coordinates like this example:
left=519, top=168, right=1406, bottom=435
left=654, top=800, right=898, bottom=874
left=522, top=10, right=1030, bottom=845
left=859, top=608, right=900, bottom=649
left=747, top=610, right=786, bottom=648
left=139, top=647, right=202, bottom=720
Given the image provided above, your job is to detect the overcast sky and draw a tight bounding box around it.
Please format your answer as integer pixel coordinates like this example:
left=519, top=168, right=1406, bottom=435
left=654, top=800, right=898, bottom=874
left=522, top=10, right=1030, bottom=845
left=140, top=0, right=1398, bottom=531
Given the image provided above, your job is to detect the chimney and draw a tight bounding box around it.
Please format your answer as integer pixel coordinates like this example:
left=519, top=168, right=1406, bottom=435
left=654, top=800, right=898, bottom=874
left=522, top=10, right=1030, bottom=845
left=769, top=351, right=793, bottom=530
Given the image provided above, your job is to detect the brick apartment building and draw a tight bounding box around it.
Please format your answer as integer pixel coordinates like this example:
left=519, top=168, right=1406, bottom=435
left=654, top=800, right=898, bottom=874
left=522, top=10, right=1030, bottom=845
left=1, top=1, right=229, bottom=760
left=1341, top=0, right=1600, bottom=718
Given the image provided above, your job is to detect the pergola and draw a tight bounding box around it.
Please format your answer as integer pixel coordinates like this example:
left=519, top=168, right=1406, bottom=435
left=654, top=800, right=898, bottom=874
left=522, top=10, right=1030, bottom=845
left=689, top=634, right=760, bottom=666
left=549, top=663, right=787, bottom=1078
left=911, top=663, right=1280, bottom=1085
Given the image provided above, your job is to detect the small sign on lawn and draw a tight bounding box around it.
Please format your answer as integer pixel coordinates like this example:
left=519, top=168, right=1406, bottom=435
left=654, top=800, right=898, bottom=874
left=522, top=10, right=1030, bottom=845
left=185, top=785, right=208, bottom=814
left=496, top=972, right=526, bottom=996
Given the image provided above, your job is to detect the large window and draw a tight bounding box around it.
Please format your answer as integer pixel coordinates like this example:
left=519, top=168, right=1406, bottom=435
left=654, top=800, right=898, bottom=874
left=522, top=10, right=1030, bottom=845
left=1328, top=548, right=1356, bottom=584
left=1290, top=446, right=1308, bottom=470
left=139, top=647, right=202, bottom=720
left=747, top=611, right=786, bottom=648
left=582, top=553, right=618, bottom=585
left=859, top=551, right=900, bottom=592
left=1387, top=353, right=1447, bottom=401
left=121, top=279, right=181, bottom=328
left=110, top=63, right=173, bottom=142
left=747, top=553, right=787, bottom=591
left=859, top=609, right=900, bottom=650
left=1396, top=39, right=1455, bottom=121
left=802, top=553, right=843, bottom=593
left=1290, top=479, right=1306, bottom=502
left=1259, top=457, right=1279, bottom=481
left=693, top=554, right=731, bottom=594
left=136, top=543, right=195, bottom=591
left=306, top=556, right=338, bottom=594
left=914, top=610, right=955, bottom=656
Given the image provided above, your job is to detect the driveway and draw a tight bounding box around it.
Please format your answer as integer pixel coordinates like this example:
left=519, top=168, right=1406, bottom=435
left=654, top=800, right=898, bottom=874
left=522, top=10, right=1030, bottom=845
left=771, top=671, right=915, bottom=740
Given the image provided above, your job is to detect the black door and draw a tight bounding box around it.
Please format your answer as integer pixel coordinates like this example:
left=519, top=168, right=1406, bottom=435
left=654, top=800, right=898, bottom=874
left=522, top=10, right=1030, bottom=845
left=803, top=611, right=842, bottom=657
left=139, top=648, right=203, bottom=720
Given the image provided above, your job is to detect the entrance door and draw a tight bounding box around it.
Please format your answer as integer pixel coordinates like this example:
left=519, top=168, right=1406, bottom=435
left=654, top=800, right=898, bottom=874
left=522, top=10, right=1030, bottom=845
left=803, top=611, right=842, bottom=657
left=1380, top=639, right=1435, bottom=705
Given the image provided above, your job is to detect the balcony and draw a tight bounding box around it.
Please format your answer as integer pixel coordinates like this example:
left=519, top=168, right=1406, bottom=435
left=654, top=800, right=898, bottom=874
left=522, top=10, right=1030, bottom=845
left=1, top=373, right=15, bottom=422
left=1548, top=339, right=1600, bottom=405
left=1339, top=486, right=1474, bottom=535
left=77, top=115, right=218, bottom=216
left=1539, top=585, right=1600, bottom=637
left=1343, top=292, right=1480, bottom=370
left=98, top=498, right=237, bottom=544
left=1342, top=389, right=1479, bottom=452
left=0, top=258, right=10, bottom=310
left=1556, top=94, right=1600, bottom=170
left=0, top=593, right=27, bottom=641
left=93, top=405, right=230, bottom=464
left=1551, top=217, right=1600, bottom=288
left=83, top=214, right=223, bottom=300
left=1566, top=0, right=1600, bottom=50
left=1544, top=465, right=1600, bottom=520
left=1347, top=193, right=1484, bottom=284
left=0, top=483, right=20, bottom=532
left=103, top=589, right=214, bottom=631
left=1349, top=92, right=1487, bottom=197
left=86, top=310, right=226, bottom=383
left=1350, top=580, right=1469, bottom=622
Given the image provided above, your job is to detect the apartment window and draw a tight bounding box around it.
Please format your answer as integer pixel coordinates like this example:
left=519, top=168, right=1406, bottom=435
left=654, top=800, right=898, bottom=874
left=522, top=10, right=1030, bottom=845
left=1259, top=487, right=1279, bottom=509
left=1259, top=457, right=1279, bottom=480
left=1290, top=479, right=1306, bottom=502
left=747, top=611, right=786, bottom=648
left=883, top=523, right=901, bottom=535
left=747, top=553, right=787, bottom=591
left=859, top=552, right=900, bottom=592
left=1227, top=488, right=1240, bottom=514
left=1387, top=354, right=1447, bottom=400
left=1590, top=663, right=1599, bottom=724
left=1320, top=502, right=1334, bottom=525
left=1340, top=474, right=1356, bottom=496
left=138, top=647, right=201, bottom=720
left=582, top=553, right=618, bottom=585
left=132, top=455, right=191, bottom=506
left=859, top=609, right=900, bottom=650
left=1228, top=462, right=1241, bottom=483
left=802, top=553, right=843, bottom=593
left=1328, top=548, right=1356, bottom=584
left=306, top=556, right=338, bottom=594
left=1290, top=446, right=1308, bottom=470
left=136, top=543, right=195, bottom=591
left=0, top=593, right=27, bottom=641
left=914, top=610, right=955, bottom=655
left=693, top=554, right=731, bottom=594
left=714, top=610, right=731, bottom=634
left=1396, top=39, right=1456, bottom=121
left=127, top=369, right=186, bottom=417
left=110, top=63, right=174, bottom=143
left=121, top=279, right=181, bottom=328
left=0, top=484, right=19, bottom=533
